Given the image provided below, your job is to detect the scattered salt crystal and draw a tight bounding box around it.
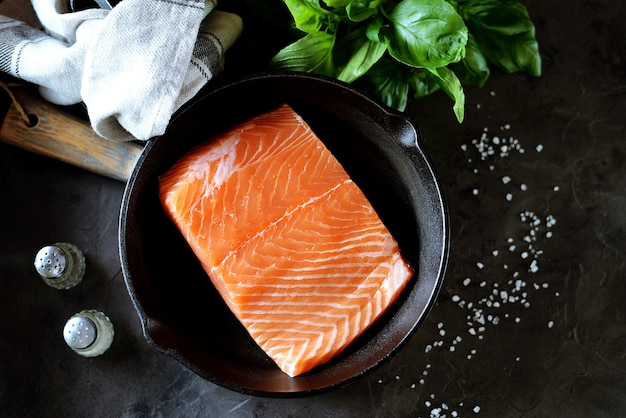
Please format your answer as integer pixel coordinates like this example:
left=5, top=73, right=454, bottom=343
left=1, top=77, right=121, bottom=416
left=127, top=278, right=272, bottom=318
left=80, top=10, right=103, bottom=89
left=502, top=175, right=511, bottom=184
left=452, top=295, right=461, bottom=302
left=490, top=91, right=496, bottom=96
left=474, top=405, right=481, bottom=413
left=476, top=262, right=484, bottom=269
left=473, top=188, right=479, bottom=196
left=411, top=383, right=416, bottom=389
left=536, top=144, right=543, bottom=152
left=554, top=185, right=560, bottom=191
left=506, top=193, right=513, bottom=201
left=530, top=260, right=539, bottom=273
left=492, top=250, right=499, bottom=256
left=520, top=184, right=527, bottom=191
left=548, top=321, right=554, bottom=328
left=463, top=278, right=471, bottom=286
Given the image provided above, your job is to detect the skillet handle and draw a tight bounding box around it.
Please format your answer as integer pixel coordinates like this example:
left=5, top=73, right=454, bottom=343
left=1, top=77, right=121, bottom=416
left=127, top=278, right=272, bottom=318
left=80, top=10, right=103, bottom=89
left=0, top=89, right=143, bottom=182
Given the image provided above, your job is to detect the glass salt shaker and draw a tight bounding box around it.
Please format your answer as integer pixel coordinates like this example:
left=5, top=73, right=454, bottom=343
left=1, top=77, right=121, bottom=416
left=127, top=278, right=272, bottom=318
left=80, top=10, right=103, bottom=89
left=34, top=242, right=85, bottom=289
left=63, top=310, right=114, bottom=357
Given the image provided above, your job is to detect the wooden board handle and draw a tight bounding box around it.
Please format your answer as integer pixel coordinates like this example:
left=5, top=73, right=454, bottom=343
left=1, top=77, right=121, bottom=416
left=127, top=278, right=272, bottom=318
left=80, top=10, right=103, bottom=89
left=0, top=89, right=143, bottom=182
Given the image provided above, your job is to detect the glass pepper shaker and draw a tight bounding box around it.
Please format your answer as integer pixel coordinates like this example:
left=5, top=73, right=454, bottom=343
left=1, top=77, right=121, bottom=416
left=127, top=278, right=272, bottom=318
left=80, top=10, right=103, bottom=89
left=63, top=310, right=114, bottom=357
left=34, top=242, right=85, bottom=289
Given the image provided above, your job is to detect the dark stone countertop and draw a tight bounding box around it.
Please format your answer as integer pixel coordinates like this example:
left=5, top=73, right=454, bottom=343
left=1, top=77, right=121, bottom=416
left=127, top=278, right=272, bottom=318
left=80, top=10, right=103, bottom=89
left=1, top=1, right=625, bottom=417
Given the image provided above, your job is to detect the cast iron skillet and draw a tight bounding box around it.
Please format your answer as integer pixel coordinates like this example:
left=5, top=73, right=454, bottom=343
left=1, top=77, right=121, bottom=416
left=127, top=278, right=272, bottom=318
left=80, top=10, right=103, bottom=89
left=119, top=72, right=449, bottom=397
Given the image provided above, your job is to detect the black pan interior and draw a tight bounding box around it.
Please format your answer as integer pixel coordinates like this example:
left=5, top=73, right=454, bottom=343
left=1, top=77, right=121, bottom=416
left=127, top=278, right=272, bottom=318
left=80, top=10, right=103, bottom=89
left=119, top=72, right=449, bottom=396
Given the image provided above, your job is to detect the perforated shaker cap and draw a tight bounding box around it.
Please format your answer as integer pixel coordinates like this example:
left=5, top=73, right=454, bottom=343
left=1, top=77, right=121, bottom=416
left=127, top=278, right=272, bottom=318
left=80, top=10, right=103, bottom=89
left=63, top=316, right=97, bottom=349
left=34, top=246, right=67, bottom=279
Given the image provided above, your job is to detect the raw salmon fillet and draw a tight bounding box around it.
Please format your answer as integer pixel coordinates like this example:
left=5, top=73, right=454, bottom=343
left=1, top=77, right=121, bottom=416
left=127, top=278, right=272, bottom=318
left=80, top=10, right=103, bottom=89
left=159, top=104, right=414, bottom=377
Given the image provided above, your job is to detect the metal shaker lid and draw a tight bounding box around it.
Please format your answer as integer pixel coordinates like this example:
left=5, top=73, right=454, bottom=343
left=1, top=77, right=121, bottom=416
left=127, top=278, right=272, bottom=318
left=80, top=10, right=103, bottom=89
left=63, top=316, right=97, bottom=349
left=34, top=246, right=67, bottom=279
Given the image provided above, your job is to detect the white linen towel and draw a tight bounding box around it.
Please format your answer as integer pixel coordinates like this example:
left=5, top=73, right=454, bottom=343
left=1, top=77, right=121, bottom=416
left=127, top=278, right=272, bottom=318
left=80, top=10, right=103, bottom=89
left=0, top=0, right=243, bottom=141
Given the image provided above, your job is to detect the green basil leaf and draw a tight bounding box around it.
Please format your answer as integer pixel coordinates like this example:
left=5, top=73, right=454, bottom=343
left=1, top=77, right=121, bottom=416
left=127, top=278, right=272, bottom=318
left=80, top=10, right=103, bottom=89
left=283, top=0, right=333, bottom=33
left=324, top=0, right=351, bottom=7
left=459, top=0, right=534, bottom=36
left=269, top=31, right=336, bottom=76
left=409, top=69, right=440, bottom=98
left=426, top=66, right=465, bottom=122
left=459, top=0, right=541, bottom=76
left=334, top=25, right=387, bottom=82
left=383, top=0, right=468, bottom=68
left=362, top=56, right=410, bottom=111
left=346, top=0, right=382, bottom=22
left=450, top=33, right=490, bottom=87
left=365, top=14, right=384, bottom=42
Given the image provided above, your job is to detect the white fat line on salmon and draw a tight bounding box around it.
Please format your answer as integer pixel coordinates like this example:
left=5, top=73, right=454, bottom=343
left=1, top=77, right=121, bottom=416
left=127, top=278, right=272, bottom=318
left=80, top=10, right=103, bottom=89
left=231, top=269, right=390, bottom=279
left=233, top=283, right=379, bottom=289
left=229, top=262, right=394, bottom=277
left=234, top=291, right=374, bottom=300
left=184, top=135, right=239, bottom=191
left=242, top=300, right=365, bottom=310
left=252, top=321, right=351, bottom=354
left=218, top=178, right=355, bottom=266
left=260, top=228, right=388, bottom=251
left=243, top=301, right=380, bottom=333
left=262, top=241, right=395, bottom=258
left=251, top=320, right=346, bottom=340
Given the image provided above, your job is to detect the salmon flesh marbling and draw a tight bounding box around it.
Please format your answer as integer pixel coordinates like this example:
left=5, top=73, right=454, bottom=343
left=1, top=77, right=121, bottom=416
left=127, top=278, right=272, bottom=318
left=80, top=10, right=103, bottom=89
left=159, top=104, right=414, bottom=377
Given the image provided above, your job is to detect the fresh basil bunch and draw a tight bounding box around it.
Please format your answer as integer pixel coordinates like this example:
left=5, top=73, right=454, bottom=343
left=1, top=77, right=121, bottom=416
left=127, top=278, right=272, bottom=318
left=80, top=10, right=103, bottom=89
left=264, top=0, right=541, bottom=122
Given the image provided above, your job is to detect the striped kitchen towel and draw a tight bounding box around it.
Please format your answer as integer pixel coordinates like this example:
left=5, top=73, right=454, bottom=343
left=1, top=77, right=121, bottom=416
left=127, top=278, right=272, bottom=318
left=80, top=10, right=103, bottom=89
left=0, top=0, right=242, bottom=141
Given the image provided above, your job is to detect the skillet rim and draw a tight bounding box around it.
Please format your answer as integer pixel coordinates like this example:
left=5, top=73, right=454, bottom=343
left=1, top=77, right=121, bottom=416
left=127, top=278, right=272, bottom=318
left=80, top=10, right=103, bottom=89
left=119, top=71, right=450, bottom=397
